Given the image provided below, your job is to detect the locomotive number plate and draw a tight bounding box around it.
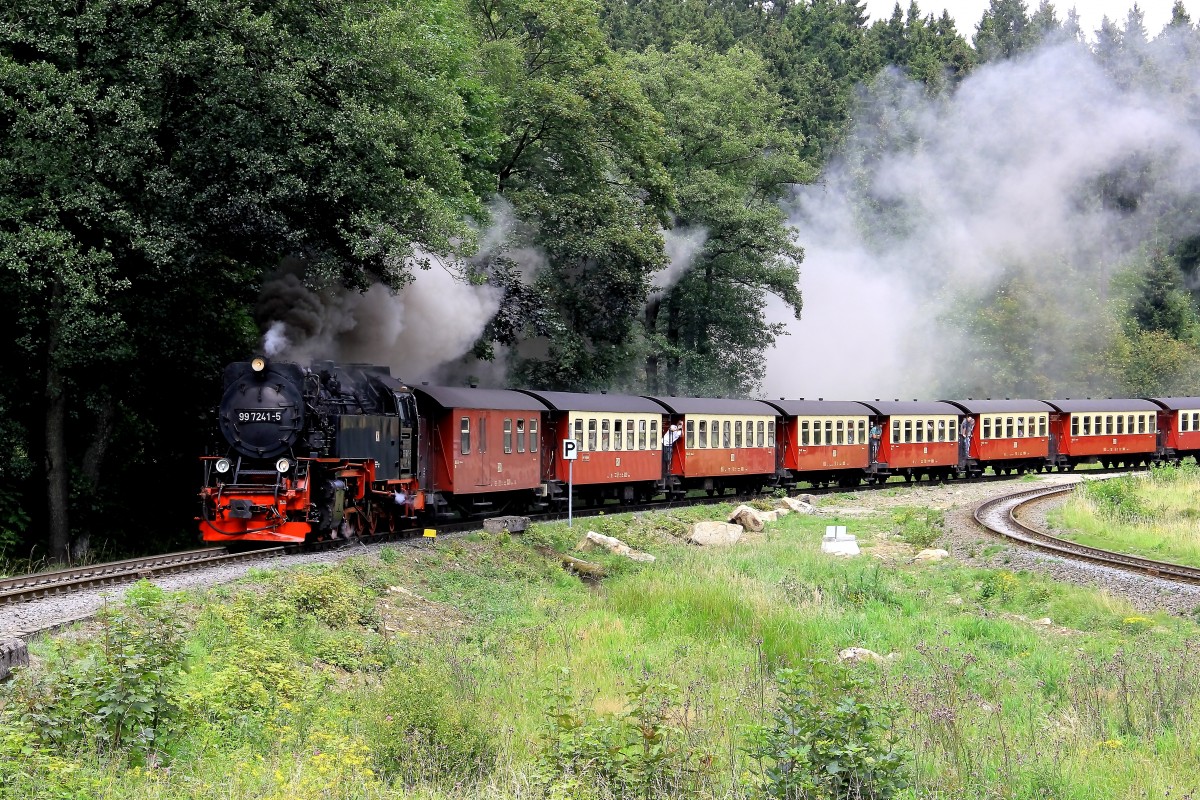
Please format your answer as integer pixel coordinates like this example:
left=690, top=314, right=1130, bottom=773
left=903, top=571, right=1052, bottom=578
left=237, top=409, right=284, bottom=423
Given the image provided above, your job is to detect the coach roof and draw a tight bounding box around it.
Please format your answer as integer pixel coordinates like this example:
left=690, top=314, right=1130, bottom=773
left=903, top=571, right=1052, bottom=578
left=516, top=389, right=664, bottom=414
left=413, top=385, right=545, bottom=412
left=762, top=399, right=875, bottom=417
left=857, top=400, right=962, bottom=416
left=643, top=396, right=780, bottom=416
left=1042, top=399, right=1161, bottom=413
left=943, top=399, right=1052, bottom=414
left=1146, top=397, right=1200, bottom=411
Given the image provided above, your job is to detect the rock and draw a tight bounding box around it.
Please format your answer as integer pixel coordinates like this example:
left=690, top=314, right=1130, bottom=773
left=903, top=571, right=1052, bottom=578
left=728, top=504, right=765, bottom=532
left=0, top=637, right=28, bottom=681
left=946, top=595, right=964, bottom=606
left=1033, top=617, right=1053, bottom=626
left=775, top=508, right=791, bottom=517
left=778, top=496, right=816, bottom=514
left=914, top=548, right=950, bottom=562
left=796, top=494, right=819, bottom=506
left=758, top=510, right=779, bottom=523
left=688, top=521, right=744, bottom=546
left=838, top=647, right=885, bottom=664
left=483, top=515, right=530, bottom=534
left=578, top=531, right=656, bottom=563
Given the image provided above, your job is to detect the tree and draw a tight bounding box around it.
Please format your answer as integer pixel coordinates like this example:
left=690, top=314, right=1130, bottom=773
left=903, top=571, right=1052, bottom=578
left=974, top=0, right=1033, bottom=62
left=0, top=0, right=493, bottom=560
left=628, top=44, right=808, bottom=396
left=469, top=0, right=673, bottom=390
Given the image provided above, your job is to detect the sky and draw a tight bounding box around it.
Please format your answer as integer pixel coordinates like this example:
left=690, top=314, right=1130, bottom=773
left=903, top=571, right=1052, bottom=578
left=863, top=1, right=1176, bottom=40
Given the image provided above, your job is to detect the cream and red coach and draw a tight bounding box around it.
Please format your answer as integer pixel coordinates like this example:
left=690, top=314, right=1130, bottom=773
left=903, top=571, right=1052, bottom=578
left=644, top=396, right=780, bottom=495
left=946, top=399, right=1051, bottom=476
left=413, top=385, right=545, bottom=517
left=860, top=400, right=962, bottom=482
left=765, top=399, right=873, bottom=487
left=1146, top=397, right=1200, bottom=463
left=1043, top=398, right=1159, bottom=470
left=518, top=390, right=667, bottom=505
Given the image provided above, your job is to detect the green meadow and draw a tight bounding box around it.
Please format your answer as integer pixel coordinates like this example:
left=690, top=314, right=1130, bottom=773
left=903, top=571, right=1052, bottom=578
left=5, top=499, right=1200, bottom=800
left=1050, top=462, right=1200, bottom=567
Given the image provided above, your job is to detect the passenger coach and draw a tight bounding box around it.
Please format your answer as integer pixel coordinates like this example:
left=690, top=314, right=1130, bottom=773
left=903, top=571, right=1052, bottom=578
left=1147, top=397, right=1200, bottom=464
left=946, top=399, right=1050, bottom=477
left=1043, top=399, right=1159, bottom=470
left=645, top=396, right=779, bottom=496
left=766, top=400, right=873, bottom=487
left=861, top=401, right=962, bottom=482
left=518, top=390, right=666, bottom=506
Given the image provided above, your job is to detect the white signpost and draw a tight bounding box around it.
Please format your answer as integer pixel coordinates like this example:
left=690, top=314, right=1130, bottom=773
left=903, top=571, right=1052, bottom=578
left=562, top=439, right=579, bottom=527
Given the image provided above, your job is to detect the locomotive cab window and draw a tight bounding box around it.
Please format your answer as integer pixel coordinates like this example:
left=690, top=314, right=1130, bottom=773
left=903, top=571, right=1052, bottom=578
left=460, top=417, right=471, bottom=455
left=504, top=419, right=513, bottom=454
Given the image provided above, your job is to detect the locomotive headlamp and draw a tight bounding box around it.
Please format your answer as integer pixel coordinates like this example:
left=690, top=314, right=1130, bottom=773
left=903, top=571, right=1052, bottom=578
left=215, top=458, right=232, bottom=474
left=275, top=457, right=291, bottom=473
left=251, top=356, right=266, bottom=372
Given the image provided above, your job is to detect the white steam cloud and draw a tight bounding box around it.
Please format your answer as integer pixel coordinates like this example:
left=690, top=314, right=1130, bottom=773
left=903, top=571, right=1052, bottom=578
left=650, top=223, right=709, bottom=299
left=766, top=36, right=1200, bottom=400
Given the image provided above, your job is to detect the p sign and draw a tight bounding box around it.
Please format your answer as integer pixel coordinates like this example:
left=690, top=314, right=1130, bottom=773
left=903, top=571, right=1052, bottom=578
left=562, top=439, right=580, bottom=461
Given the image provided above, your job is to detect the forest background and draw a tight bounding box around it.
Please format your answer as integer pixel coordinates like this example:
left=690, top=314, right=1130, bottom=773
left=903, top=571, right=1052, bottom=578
left=2, top=0, right=1199, bottom=561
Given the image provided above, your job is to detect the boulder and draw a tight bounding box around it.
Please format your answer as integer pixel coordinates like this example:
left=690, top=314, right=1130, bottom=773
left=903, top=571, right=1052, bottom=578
left=688, top=521, right=744, bottom=546
left=578, top=531, right=656, bottom=563
left=914, top=548, right=950, bottom=562
left=758, top=510, right=779, bottom=523
left=1033, top=617, right=1053, bottom=627
left=778, top=497, right=816, bottom=514
left=796, top=494, right=819, bottom=506
left=483, top=515, right=530, bottom=534
left=837, top=647, right=885, bottom=664
left=775, top=508, right=791, bottom=517
left=728, top=504, right=766, bottom=532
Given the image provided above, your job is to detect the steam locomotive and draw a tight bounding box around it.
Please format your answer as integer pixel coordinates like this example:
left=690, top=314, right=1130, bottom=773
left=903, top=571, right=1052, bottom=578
left=198, top=357, right=1200, bottom=543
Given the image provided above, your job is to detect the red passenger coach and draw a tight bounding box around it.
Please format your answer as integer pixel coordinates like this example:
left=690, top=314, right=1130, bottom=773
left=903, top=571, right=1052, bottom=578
left=413, top=386, right=545, bottom=517
left=1043, top=399, right=1159, bottom=469
left=644, top=396, right=780, bottom=496
left=861, top=401, right=962, bottom=482
left=518, top=390, right=666, bottom=505
left=1148, top=398, right=1200, bottom=462
left=765, top=400, right=873, bottom=487
left=945, top=399, right=1051, bottom=476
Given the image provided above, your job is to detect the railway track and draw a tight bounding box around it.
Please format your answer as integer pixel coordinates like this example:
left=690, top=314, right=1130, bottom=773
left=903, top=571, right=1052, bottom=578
left=973, top=483, right=1200, bottom=585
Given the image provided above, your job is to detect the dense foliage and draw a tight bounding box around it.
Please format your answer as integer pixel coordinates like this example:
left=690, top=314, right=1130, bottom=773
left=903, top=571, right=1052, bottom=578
left=5, top=0, right=1200, bottom=558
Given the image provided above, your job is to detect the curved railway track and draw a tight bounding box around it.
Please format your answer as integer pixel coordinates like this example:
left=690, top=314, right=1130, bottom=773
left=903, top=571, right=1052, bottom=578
left=973, top=483, right=1200, bottom=584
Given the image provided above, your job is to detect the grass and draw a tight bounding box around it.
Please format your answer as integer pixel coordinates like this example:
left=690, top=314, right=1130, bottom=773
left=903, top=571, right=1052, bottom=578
left=1049, top=462, right=1200, bottom=566
left=6, top=496, right=1200, bottom=799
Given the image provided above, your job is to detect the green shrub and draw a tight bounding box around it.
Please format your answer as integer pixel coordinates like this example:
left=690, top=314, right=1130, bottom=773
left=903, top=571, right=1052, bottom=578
left=1, top=581, right=185, bottom=762
left=1080, top=477, right=1147, bottom=522
left=891, top=507, right=944, bottom=550
left=361, top=653, right=496, bottom=784
left=745, top=663, right=908, bottom=800
left=534, top=669, right=715, bottom=799
left=278, top=566, right=377, bottom=627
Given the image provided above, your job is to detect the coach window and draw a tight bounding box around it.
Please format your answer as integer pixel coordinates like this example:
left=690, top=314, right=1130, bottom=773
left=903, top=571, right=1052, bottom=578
left=585, top=419, right=596, bottom=451
left=891, top=420, right=900, bottom=443
left=574, top=419, right=584, bottom=449
left=1193, top=412, right=1200, bottom=430
left=614, top=419, right=623, bottom=450
left=757, top=421, right=766, bottom=447
left=768, top=421, right=776, bottom=447
left=1038, top=416, right=1047, bottom=437
left=824, top=420, right=833, bottom=446
left=1127, top=414, right=1135, bottom=434
left=927, top=420, right=936, bottom=442
left=834, top=419, right=844, bottom=445
left=950, top=419, right=959, bottom=440
left=504, top=419, right=513, bottom=454
left=1105, top=415, right=1113, bottom=435
left=460, top=417, right=471, bottom=455
left=686, top=420, right=695, bottom=448
left=1116, top=416, right=1125, bottom=435
left=982, top=417, right=992, bottom=439
left=479, top=417, right=488, bottom=453
left=638, top=420, right=647, bottom=450
left=900, top=419, right=911, bottom=443
left=1183, top=415, right=1190, bottom=433
left=600, top=419, right=610, bottom=451
left=651, top=420, right=659, bottom=449
left=1071, top=417, right=1079, bottom=436
left=530, top=420, right=539, bottom=452
left=1016, top=417, right=1026, bottom=438
left=627, top=420, right=636, bottom=450
left=699, top=420, right=709, bottom=448
left=800, top=420, right=810, bottom=446
left=517, top=419, right=526, bottom=452
left=723, top=421, right=732, bottom=448
left=734, top=421, right=743, bottom=448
